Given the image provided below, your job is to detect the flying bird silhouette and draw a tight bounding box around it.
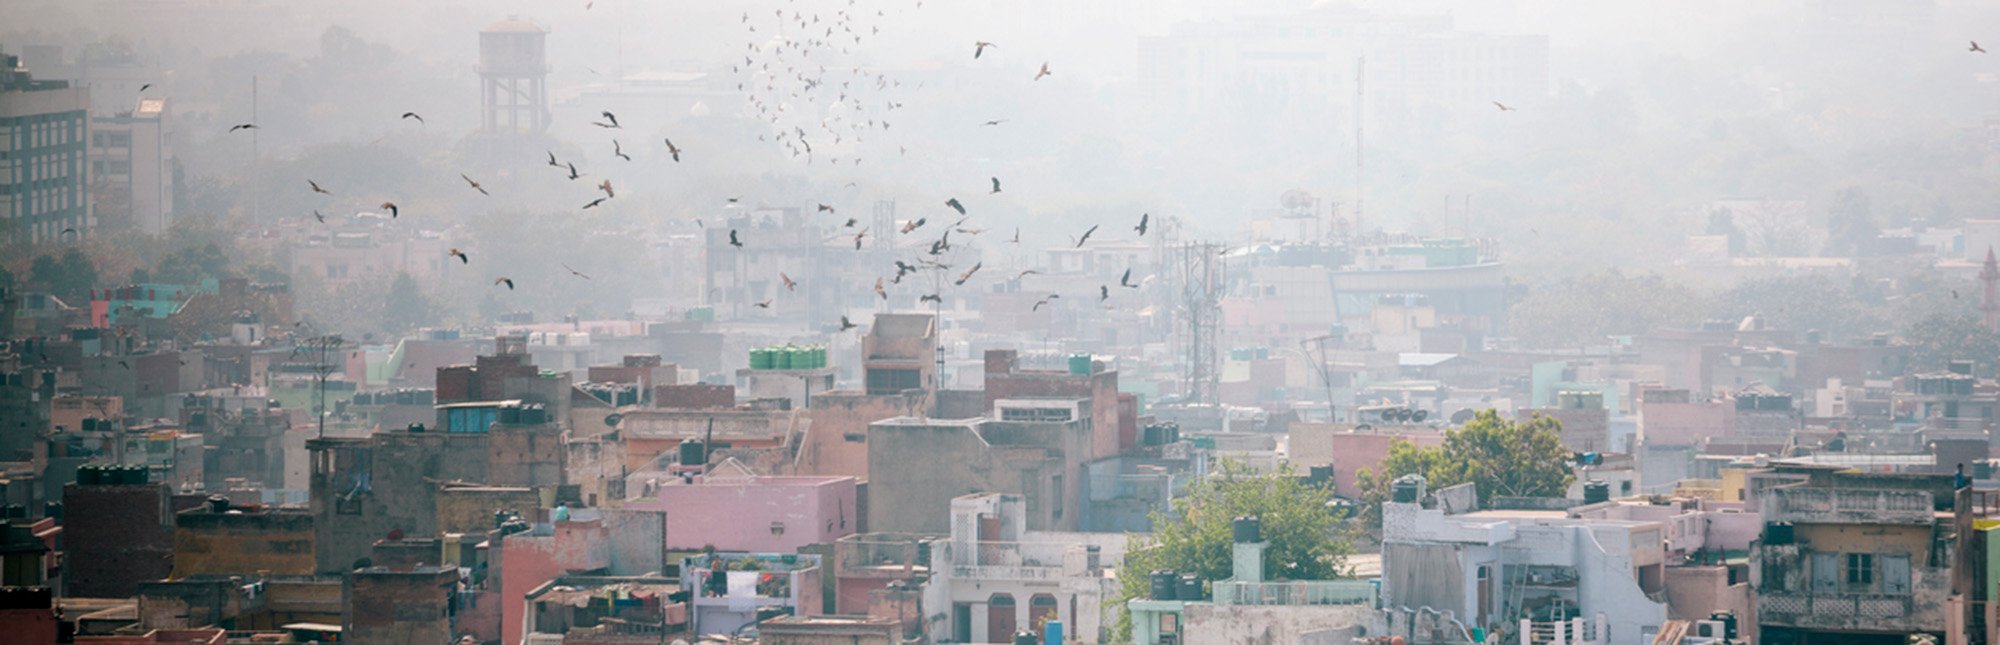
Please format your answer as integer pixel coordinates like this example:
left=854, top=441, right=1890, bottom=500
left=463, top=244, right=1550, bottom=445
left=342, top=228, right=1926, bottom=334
left=461, top=174, right=489, bottom=195
left=1121, top=268, right=1139, bottom=288
left=854, top=228, right=868, bottom=249
left=974, top=41, right=996, bottom=58
left=1974, top=41, right=1988, bottom=53
left=228, top=123, right=256, bottom=132
left=1100, top=285, right=1110, bottom=302
left=729, top=230, right=744, bottom=248
left=981, top=119, right=1007, bottom=126
left=139, top=83, right=151, bottom=92
left=781, top=273, right=797, bottom=291
left=955, top=262, right=982, bottom=285
left=597, top=180, right=615, bottom=198
left=401, top=112, right=424, bottom=123
left=494, top=277, right=515, bottom=290
left=1034, top=62, right=1051, bottom=81
left=548, top=151, right=561, bottom=167
left=567, top=163, right=584, bottom=180
left=448, top=248, right=469, bottom=264
left=818, top=203, right=836, bottom=213
left=380, top=202, right=399, bottom=218
left=945, top=198, right=966, bottom=215
left=754, top=300, right=773, bottom=309
left=613, top=140, right=631, bottom=161
left=1493, top=101, right=1516, bottom=111
left=1033, top=294, right=1060, bottom=311
left=596, top=111, right=621, bottom=128
left=582, top=197, right=608, bottom=209
left=563, top=263, right=591, bottom=279
left=1074, top=224, right=1098, bottom=248
left=118, top=361, right=130, bottom=369
left=663, top=138, right=683, bottom=162
left=1016, top=269, right=1040, bottom=279
left=873, top=277, right=887, bottom=300
left=1135, top=213, right=1149, bottom=236
left=1010, top=228, right=1021, bottom=245
left=840, top=315, right=858, bottom=331
left=313, top=210, right=325, bottom=223
left=919, top=293, right=942, bottom=303
left=901, top=218, right=926, bottom=234
left=990, top=177, right=1002, bottom=194
left=308, top=179, right=331, bottom=195
left=843, top=218, right=859, bottom=228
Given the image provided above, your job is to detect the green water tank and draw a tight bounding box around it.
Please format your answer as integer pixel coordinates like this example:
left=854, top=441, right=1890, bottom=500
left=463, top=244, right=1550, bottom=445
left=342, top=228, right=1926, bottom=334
left=778, top=346, right=796, bottom=370
left=750, top=347, right=773, bottom=370
left=1069, top=354, right=1092, bottom=375
left=813, top=345, right=827, bottom=369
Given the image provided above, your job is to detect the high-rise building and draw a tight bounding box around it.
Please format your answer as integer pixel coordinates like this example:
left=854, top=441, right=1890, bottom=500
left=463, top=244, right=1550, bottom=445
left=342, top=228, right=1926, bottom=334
left=89, top=97, right=173, bottom=234
left=0, top=50, right=91, bottom=243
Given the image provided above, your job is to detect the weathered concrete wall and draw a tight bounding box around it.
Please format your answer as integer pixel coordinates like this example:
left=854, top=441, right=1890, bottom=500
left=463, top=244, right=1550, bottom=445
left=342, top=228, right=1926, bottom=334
left=1639, top=400, right=1733, bottom=448
left=797, top=391, right=924, bottom=479
left=1520, top=407, right=1611, bottom=453
left=343, top=569, right=456, bottom=645
left=500, top=519, right=612, bottom=645
left=1286, top=425, right=1445, bottom=497
left=64, top=482, right=178, bottom=598
left=983, top=358, right=1121, bottom=462
left=309, top=431, right=491, bottom=574
left=600, top=509, right=668, bottom=576
left=1661, top=565, right=1757, bottom=644
left=1182, top=603, right=1372, bottom=645
left=170, top=509, right=315, bottom=577
left=866, top=416, right=1087, bottom=535
left=566, top=435, right=628, bottom=507
left=488, top=421, right=566, bottom=487
left=626, top=476, right=857, bottom=552
left=435, top=486, right=539, bottom=535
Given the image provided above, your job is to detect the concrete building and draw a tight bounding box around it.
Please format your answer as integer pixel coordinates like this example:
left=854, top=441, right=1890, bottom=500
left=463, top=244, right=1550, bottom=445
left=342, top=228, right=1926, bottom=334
left=1288, top=423, right=1447, bottom=498
left=865, top=397, right=1097, bottom=534
left=623, top=472, right=857, bottom=553
left=831, top=532, right=934, bottom=616
left=169, top=502, right=315, bottom=578
left=500, top=516, right=612, bottom=645
left=343, top=565, right=459, bottom=644
left=919, top=493, right=1127, bottom=643
left=63, top=478, right=187, bottom=598
left=680, top=551, right=824, bottom=636
left=1128, top=518, right=1376, bottom=645
left=863, top=314, right=936, bottom=396
left=1752, top=483, right=1950, bottom=643
left=0, top=48, right=91, bottom=242
left=1376, top=481, right=1668, bottom=644
left=479, top=17, right=551, bottom=134
left=86, top=97, right=171, bottom=234
left=521, top=576, right=686, bottom=642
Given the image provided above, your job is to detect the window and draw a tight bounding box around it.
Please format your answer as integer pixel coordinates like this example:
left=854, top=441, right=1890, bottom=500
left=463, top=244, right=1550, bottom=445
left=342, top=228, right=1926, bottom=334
left=1845, top=553, right=1874, bottom=588
left=1882, top=554, right=1911, bottom=594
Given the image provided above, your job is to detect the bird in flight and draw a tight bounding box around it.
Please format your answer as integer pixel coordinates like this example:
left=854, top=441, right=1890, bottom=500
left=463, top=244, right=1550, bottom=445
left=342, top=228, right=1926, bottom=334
left=1493, top=101, right=1516, bottom=111
left=873, top=278, right=887, bottom=300
left=1974, top=41, right=1988, bottom=53
left=598, top=180, right=615, bottom=198
left=583, top=197, right=608, bottom=209
left=974, top=41, right=996, bottom=59
left=596, top=111, right=621, bottom=128
left=664, top=138, right=683, bottom=162
left=781, top=273, right=797, bottom=291
left=494, top=277, right=515, bottom=290
left=1099, top=285, right=1110, bottom=302
left=461, top=174, right=489, bottom=195
left=754, top=300, right=773, bottom=309
left=1033, top=294, right=1060, bottom=311
left=563, top=263, right=591, bottom=279
left=308, top=179, right=331, bottom=195
left=139, top=83, right=152, bottom=92
left=228, top=123, right=256, bottom=132
left=818, top=203, right=836, bottom=214
left=380, top=202, right=399, bottom=218
left=1135, top=213, right=1149, bottom=236
left=901, top=218, right=926, bottom=234
left=1120, top=268, right=1139, bottom=288
left=567, top=163, right=584, bottom=180
left=843, top=218, right=859, bottom=228
left=840, top=315, right=858, bottom=331
left=982, top=119, right=1007, bottom=126
left=854, top=228, right=868, bottom=249
left=1034, top=62, right=1051, bottom=81
left=1016, top=269, right=1040, bottom=279
left=548, top=151, right=561, bottom=167
left=613, top=140, right=631, bottom=161
left=919, top=293, right=942, bottom=303
left=401, top=112, right=424, bottom=124
left=118, top=360, right=130, bottom=369
left=955, top=262, right=982, bottom=285
left=945, top=198, right=966, bottom=216
left=1010, top=228, right=1021, bottom=245
left=448, top=248, right=469, bottom=264
left=313, top=210, right=325, bottom=223
left=1074, top=224, right=1098, bottom=248
left=990, top=177, right=1002, bottom=194
left=729, top=230, right=744, bottom=248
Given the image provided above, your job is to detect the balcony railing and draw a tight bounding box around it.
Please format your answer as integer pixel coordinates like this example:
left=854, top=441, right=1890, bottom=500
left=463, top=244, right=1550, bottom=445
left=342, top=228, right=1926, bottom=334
left=836, top=536, right=932, bottom=576
left=936, top=540, right=1079, bottom=581
left=1211, top=579, right=1375, bottom=607
left=1762, top=487, right=1934, bottom=525
left=1760, top=591, right=1915, bottom=621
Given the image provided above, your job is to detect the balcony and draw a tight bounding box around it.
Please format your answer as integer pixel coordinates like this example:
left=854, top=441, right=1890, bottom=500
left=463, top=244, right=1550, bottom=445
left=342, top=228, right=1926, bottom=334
left=1760, top=487, right=1934, bottom=525
left=936, top=540, right=1079, bottom=581
left=1210, top=579, right=1375, bottom=607
left=835, top=534, right=934, bottom=580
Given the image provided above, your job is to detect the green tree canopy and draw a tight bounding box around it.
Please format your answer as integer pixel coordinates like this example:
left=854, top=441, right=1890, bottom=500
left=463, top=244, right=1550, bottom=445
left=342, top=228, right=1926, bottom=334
left=1355, top=410, right=1575, bottom=527
left=1109, top=460, right=1352, bottom=639
left=1901, top=313, right=2000, bottom=378
left=30, top=248, right=98, bottom=301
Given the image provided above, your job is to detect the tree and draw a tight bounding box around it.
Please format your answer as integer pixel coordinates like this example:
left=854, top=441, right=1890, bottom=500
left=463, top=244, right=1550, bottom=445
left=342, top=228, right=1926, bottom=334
left=154, top=242, right=234, bottom=284
left=1108, top=460, right=1352, bottom=639
left=1902, top=313, right=2000, bottom=378
left=1355, top=410, right=1575, bottom=527
left=30, top=248, right=98, bottom=301
left=381, top=272, right=438, bottom=335
left=1505, top=270, right=1706, bottom=349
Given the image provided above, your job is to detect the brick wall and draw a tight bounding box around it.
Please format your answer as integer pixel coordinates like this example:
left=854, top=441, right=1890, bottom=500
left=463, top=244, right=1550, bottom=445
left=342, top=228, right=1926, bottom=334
left=63, top=483, right=179, bottom=597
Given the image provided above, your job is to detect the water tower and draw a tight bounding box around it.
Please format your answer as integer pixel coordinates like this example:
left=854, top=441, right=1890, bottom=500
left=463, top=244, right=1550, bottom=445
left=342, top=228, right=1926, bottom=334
left=478, top=16, right=550, bottom=134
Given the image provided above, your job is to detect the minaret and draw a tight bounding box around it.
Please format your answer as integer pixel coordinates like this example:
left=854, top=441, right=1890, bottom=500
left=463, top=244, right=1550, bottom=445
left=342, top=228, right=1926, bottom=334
left=1981, top=247, right=1999, bottom=332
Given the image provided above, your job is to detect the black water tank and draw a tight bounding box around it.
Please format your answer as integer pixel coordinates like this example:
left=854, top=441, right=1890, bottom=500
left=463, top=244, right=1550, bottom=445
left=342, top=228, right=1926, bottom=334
left=519, top=404, right=545, bottom=425
left=1013, top=631, right=1037, bottom=645
left=1391, top=475, right=1425, bottom=503
left=680, top=440, right=707, bottom=466
left=43, top=502, right=61, bottom=520
left=1307, top=465, right=1333, bottom=486
left=494, top=509, right=513, bottom=529
left=1232, top=516, right=1261, bottom=543
left=499, top=404, right=521, bottom=424
left=1583, top=481, right=1610, bottom=504
left=1149, top=569, right=1177, bottom=600
left=1176, top=573, right=1203, bottom=600
left=207, top=496, right=230, bottom=513
left=1765, top=522, right=1795, bottom=545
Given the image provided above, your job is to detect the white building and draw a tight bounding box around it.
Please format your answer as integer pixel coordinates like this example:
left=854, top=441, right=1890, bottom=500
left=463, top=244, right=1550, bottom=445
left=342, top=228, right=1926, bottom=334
left=920, top=493, right=1128, bottom=643
left=1, top=49, right=91, bottom=243
left=1377, top=480, right=1668, bottom=645
left=89, top=97, right=173, bottom=234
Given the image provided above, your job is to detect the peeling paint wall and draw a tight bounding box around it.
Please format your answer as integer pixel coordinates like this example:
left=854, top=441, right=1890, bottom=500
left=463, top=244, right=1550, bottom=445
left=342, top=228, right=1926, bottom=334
left=1182, top=603, right=1372, bottom=645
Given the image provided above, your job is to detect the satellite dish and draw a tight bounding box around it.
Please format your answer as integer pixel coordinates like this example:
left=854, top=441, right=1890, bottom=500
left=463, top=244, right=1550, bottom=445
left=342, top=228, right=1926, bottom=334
left=1449, top=408, right=1477, bottom=425
left=604, top=413, right=624, bottom=427
left=1280, top=189, right=1316, bottom=211
left=1393, top=408, right=1413, bottom=423
left=1411, top=409, right=1429, bottom=423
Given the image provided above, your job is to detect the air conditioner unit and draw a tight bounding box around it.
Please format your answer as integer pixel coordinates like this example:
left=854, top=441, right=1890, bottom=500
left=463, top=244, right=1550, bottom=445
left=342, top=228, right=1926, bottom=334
left=1693, top=620, right=1727, bottom=639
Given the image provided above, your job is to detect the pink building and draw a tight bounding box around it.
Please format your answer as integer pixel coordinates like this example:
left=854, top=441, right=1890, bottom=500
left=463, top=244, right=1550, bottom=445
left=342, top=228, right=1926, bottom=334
left=626, top=473, right=859, bottom=553
left=1286, top=423, right=1446, bottom=497
left=499, top=517, right=612, bottom=645
left=1638, top=389, right=1735, bottom=448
